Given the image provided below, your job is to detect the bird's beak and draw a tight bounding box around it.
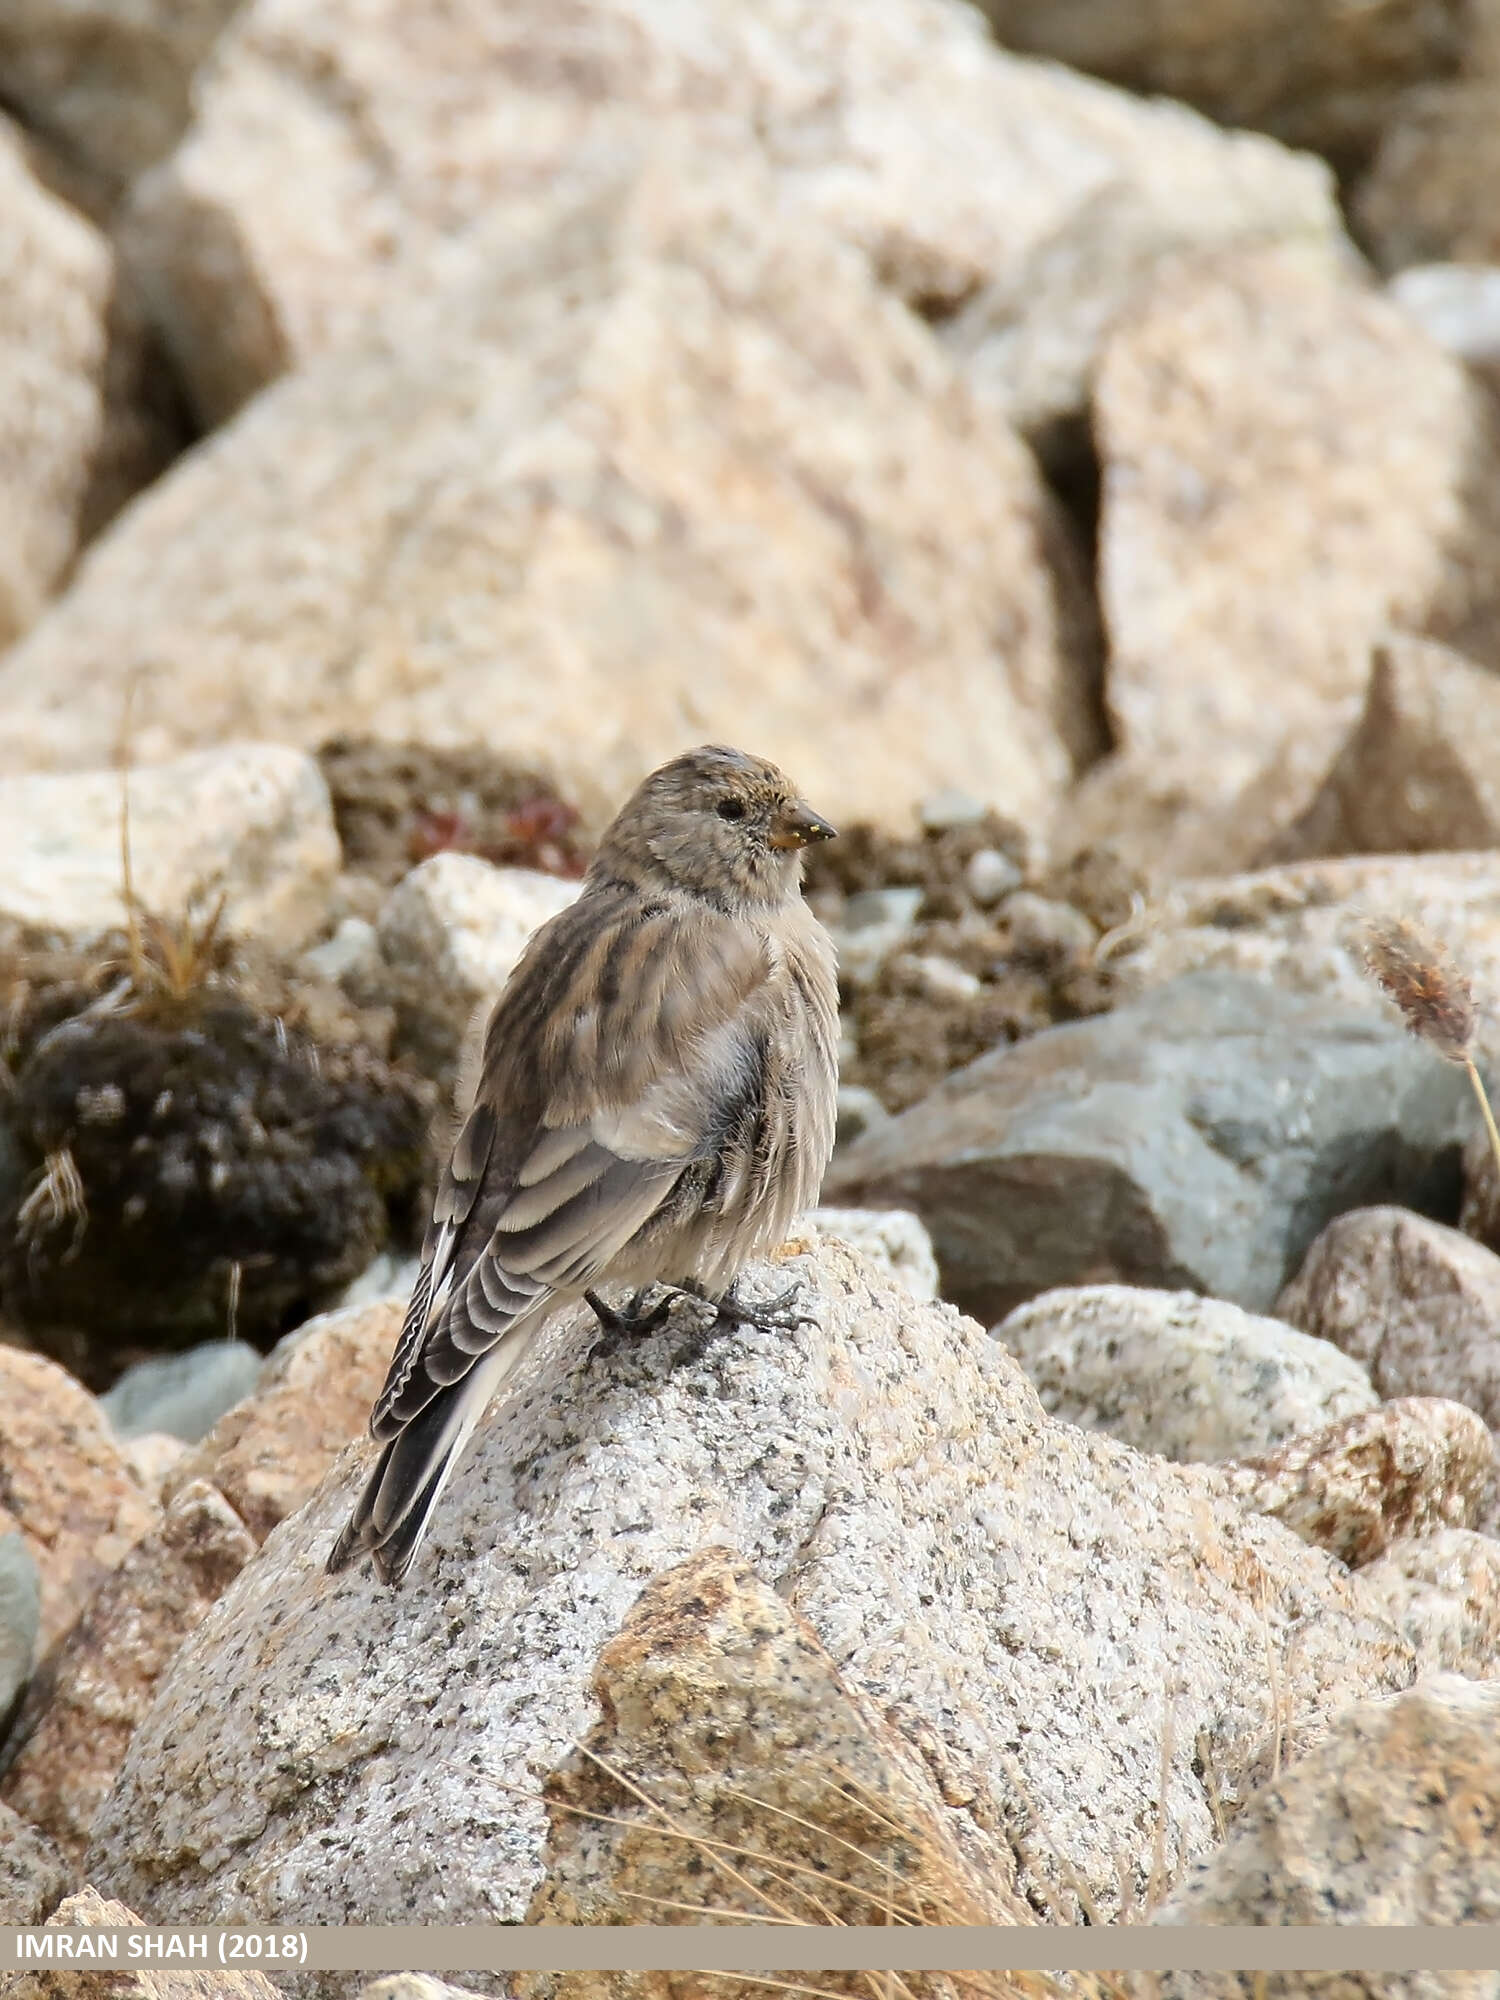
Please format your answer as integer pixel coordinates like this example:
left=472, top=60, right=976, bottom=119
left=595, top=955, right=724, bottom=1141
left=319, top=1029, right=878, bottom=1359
left=769, top=801, right=838, bottom=851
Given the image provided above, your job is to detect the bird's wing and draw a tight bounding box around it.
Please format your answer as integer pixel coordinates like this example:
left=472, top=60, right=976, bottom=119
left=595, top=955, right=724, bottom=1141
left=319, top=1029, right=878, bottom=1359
left=369, top=895, right=775, bottom=1439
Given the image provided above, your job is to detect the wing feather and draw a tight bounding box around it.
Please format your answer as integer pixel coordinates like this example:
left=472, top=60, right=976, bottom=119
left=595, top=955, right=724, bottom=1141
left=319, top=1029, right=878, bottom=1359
left=367, top=890, right=778, bottom=1442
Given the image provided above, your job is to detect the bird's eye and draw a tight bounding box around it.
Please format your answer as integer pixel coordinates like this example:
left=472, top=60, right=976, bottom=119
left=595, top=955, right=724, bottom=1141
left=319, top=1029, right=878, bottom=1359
left=715, top=797, right=746, bottom=822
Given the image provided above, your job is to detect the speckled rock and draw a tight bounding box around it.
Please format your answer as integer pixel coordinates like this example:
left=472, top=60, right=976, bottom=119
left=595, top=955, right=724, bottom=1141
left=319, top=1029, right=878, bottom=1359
left=0, top=1349, right=157, bottom=1654
left=1067, top=244, right=1500, bottom=880
left=1221, top=1400, right=1496, bottom=1568
left=372, top=856, right=579, bottom=1081
left=1357, top=1530, right=1500, bottom=1680
left=0, top=1481, right=256, bottom=1862
left=0, top=117, right=112, bottom=648
left=1277, top=1207, right=1500, bottom=1430
left=995, top=1285, right=1376, bottom=1462
left=0, top=1801, right=68, bottom=1925
left=85, top=1238, right=1412, bottom=1929
left=1152, top=1676, right=1500, bottom=1988
left=162, top=1299, right=402, bottom=1542
left=827, top=972, right=1470, bottom=1322
left=0, top=161, right=1095, bottom=849
left=0, top=1886, right=282, bottom=1998
left=802, top=1207, right=939, bottom=1302
left=0, top=744, right=341, bottom=954
left=520, top=1549, right=1024, bottom=1985
left=120, top=0, right=1336, bottom=428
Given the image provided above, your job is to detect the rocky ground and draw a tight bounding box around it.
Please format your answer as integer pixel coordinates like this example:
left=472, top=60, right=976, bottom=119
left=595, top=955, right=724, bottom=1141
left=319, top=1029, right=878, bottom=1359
left=7, top=1, right=1500, bottom=1995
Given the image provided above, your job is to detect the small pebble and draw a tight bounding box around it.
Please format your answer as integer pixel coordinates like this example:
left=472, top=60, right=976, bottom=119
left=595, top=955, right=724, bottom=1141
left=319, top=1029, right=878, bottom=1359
left=1002, top=891, right=1096, bottom=967
left=896, top=953, right=984, bottom=1003
left=965, top=847, right=1023, bottom=907
left=834, top=887, right=925, bottom=988
left=300, top=915, right=380, bottom=984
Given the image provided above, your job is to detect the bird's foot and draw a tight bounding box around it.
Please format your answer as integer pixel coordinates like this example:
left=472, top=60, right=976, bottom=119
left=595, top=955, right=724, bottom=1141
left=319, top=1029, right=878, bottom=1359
left=684, top=1274, right=820, bottom=1334
left=584, top=1284, right=677, bottom=1362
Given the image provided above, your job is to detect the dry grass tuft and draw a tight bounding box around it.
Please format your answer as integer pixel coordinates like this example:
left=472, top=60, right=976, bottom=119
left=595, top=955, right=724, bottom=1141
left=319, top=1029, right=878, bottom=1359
left=1359, top=913, right=1500, bottom=1181
left=537, top=1743, right=1153, bottom=2000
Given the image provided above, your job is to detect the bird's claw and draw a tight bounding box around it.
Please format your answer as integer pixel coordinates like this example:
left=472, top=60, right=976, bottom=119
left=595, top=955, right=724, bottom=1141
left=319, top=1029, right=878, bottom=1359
left=584, top=1284, right=676, bottom=1362
left=683, top=1274, right=820, bottom=1334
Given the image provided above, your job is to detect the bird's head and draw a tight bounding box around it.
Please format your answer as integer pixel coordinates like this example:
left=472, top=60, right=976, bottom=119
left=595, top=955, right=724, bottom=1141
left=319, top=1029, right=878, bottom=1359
left=591, top=744, right=836, bottom=910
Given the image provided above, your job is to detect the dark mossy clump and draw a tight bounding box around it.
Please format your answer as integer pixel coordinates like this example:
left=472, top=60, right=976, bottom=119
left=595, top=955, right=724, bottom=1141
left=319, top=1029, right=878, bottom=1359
left=0, top=986, right=434, bottom=1388
left=318, top=736, right=591, bottom=887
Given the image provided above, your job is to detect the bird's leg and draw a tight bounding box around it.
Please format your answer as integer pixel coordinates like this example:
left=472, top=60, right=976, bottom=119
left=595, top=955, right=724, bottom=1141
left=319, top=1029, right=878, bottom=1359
left=583, top=1284, right=677, bottom=1362
left=679, top=1274, right=819, bottom=1334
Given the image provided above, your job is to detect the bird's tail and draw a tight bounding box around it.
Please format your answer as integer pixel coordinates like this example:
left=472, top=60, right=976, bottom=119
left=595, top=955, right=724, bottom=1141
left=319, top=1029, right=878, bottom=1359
left=326, top=1343, right=520, bottom=1587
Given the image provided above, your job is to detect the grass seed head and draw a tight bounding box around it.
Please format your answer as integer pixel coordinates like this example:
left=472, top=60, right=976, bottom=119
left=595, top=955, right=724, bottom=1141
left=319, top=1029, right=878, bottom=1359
left=1360, top=915, right=1476, bottom=1066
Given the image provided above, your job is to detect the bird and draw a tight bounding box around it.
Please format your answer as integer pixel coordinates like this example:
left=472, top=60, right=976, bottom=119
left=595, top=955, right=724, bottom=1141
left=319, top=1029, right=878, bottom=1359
left=327, top=744, right=840, bottom=1586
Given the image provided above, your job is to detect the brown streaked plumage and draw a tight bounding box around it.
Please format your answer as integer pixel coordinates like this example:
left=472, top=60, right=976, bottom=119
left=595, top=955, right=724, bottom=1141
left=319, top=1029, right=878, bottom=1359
left=327, top=744, right=839, bottom=1585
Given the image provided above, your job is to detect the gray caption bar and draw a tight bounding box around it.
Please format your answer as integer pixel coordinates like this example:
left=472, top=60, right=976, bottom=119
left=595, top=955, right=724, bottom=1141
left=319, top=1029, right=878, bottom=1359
left=7, top=1929, right=1500, bottom=1974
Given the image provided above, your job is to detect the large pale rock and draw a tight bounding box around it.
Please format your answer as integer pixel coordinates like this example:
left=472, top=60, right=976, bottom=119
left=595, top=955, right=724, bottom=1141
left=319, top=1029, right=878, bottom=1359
left=1271, top=635, right=1500, bottom=863
left=1358, top=1530, right=1500, bottom=1680
left=1356, top=10, right=1500, bottom=273
left=995, top=1284, right=1376, bottom=1462
left=119, top=0, right=1338, bottom=427
left=1222, top=1400, right=1496, bottom=1569
left=373, top=857, right=579, bottom=1080
left=827, top=972, right=1470, bottom=1322
left=0, top=164, right=1094, bottom=840
left=1152, top=1676, right=1500, bottom=1987
left=1070, top=244, right=1500, bottom=879
left=0, top=745, right=340, bottom=954
left=1278, top=1207, right=1500, bottom=1430
left=0, top=1482, right=256, bottom=1862
left=0, top=119, right=113, bottom=648
left=0, top=1886, right=282, bottom=1999
left=84, top=1239, right=1411, bottom=1927
left=0, top=0, right=243, bottom=187
left=979, top=0, right=1464, bottom=166
left=521, top=1549, right=1025, bottom=1974
left=0, top=1351, right=157, bottom=1656
left=162, top=1299, right=403, bottom=1541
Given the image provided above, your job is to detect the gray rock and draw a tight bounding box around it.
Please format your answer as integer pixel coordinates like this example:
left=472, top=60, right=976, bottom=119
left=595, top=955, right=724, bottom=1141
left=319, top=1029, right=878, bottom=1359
left=0, top=1799, right=68, bottom=1924
left=827, top=971, right=1470, bottom=1322
left=995, top=1285, right=1376, bottom=1462
left=0, top=1531, right=41, bottom=1733
left=1152, top=1675, right=1500, bottom=1995
left=86, top=1238, right=1409, bottom=1930
left=101, top=1342, right=262, bottom=1444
